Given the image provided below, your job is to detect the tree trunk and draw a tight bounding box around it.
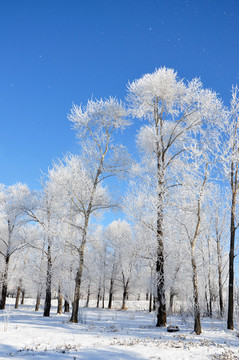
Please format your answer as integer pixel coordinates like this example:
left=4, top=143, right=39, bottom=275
left=64, top=299, right=70, bottom=313
left=191, top=252, right=202, bottom=335
left=15, top=285, right=21, bottom=309
left=57, top=285, right=63, bottom=314
left=21, top=290, right=25, bottom=305
left=70, top=241, right=85, bottom=323
left=227, top=195, right=236, bottom=330
left=169, top=287, right=176, bottom=315
left=0, top=253, right=10, bottom=310
left=35, top=291, right=41, bottom=311
left=154, top=99, right=167, bottom=328
left=96, top=282, right=101, bottom=308
left=149, top=291, right=153, bottom=313
left=85, top=284, right=90, bottom=307
left=43, top=241, right=52, bottom=317
left=216, top=229, right=224, bottom=317
left=156, top=223, right=166, bottom=326
left=121, top=274, right=129, bottom=310
left=102, top=284, right=105, bottom=309
left=227, top=120, right=239, bottom=330
left=207, top=239, right=213, bottom=317
left=108, top=276, right=114, bottom=309
left=121, top=287, right=128, bottom=310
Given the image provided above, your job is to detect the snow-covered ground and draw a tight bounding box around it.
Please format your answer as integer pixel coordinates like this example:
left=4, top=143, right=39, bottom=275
left=0, top=299, right=239, bottom=359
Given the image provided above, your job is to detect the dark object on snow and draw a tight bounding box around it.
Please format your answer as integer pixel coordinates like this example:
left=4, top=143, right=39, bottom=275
left=167, top=325, right=179, bottom=332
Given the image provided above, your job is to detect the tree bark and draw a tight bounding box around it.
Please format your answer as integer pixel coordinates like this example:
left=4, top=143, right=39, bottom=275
left=191, top=253, right=202, bottom=335
left=57, top=285, right=63, bottom=314
left=227, top=112, right=239, bottom=330
left=43, top=241, right=52, bottom=317
left=227, top=193, right=236, bottom=329
left=96, top=281, right=101, bottom=308
left=21, top=290, right=25, bottom=305
left=121, top=273, right=129, bottom=310
left=0, top=253, right=10, bottom=310
left=85, top=284, right=90, bottom=307
left=108, top=276, right=114, bottom=309
left=70, top=241, right=85, bottom=323
left=149, top=291, right=153, bottom=313
left=207, top=236, right=213, bottom=317
left=102, top=284, right=105, bottom=309
left=15, top=285, right=21, bottom=309
left=35, top=291, right=41, bottom=311
left=156, top=222, right=166, bottom=326
left=64, top=299, right=70, bottom=313
left=216, top=226, right=224, bottom=317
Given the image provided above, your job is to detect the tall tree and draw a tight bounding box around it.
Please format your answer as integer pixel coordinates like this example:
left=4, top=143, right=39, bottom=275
left=226, top=86, right=239, bottom=330
left=50, top=98, right=130, bottom=323
left=127, top=67, right=224, bottom=326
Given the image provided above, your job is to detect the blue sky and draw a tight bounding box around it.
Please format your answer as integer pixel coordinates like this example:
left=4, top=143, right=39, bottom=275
left=0, top=0, right=239, bottom=189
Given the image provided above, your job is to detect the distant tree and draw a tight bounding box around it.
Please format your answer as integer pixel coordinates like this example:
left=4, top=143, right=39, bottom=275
left=106, top=220, right=138, bottom=310
left=24, top=183, right=58, bottom=317
left=0, top=183, right=30, bottom=309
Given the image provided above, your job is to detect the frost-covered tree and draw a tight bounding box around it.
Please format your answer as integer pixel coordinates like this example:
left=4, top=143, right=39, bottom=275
left=0, top=183, right=30, bottom=309
left=50, top=98, right=130, bottom=323
left=106, top=220, right=139, bottom=310
left=223, top=86, right=239, bottom=330
left=127, top=67, right=224, bottom=327
left=24, top=182, right=59, bottom=317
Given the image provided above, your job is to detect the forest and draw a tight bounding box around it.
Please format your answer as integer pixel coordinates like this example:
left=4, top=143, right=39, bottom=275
left=0, top=67, right=239, bottom=341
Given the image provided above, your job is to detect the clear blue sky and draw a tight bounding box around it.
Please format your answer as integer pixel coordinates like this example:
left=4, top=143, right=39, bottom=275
left=0, top=0, right=238, bottom=189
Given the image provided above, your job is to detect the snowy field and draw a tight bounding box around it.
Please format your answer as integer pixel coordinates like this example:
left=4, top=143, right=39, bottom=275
left=0, top=299, right=239, bottom=360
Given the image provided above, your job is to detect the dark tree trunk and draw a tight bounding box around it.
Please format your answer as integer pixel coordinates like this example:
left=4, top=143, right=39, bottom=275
left=205, top=289, right=209, bottom=316
left=96, top=283, right=101, bottom=308
left=207, top=236, right=213, bottom=318
left=0, top=253, right=10, bottom=310
left=216, top=231, right=224, bottom=317
left=64, top=300, right=70, bottom=313
left=57, top=285, right=63, bottom=314
left=15, top=285, right=21, bottom=309
left=192, top=254, right=201, bottom=335
left=227, top=122, right=239, bottom=330
left=228, top=203, right=235, bottom=330
left=108, top=276, right=114, bottom=309
left=21, top=290, right=25, bottom=305
left=154, top=101, right=167, bottom=328
left=121, top=288, right=128, bottom=310
left=102, top=284, right=105, bottom=309
left=35, top=291, right=41, bottom=311
left=43, top=242, right=52, bottom=317
left=156, top=222, right=166, bottom=326
left=85, top=284, right=90, bottom=307
left=70, top=243, right=85, bottom=323
left=169, top=287, right=176, bottom=315
left=153, top=296, right=156, bottom=311
left=149, top=292, right=153, bottom=313
left=121, top=274, right=129, bottom=310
